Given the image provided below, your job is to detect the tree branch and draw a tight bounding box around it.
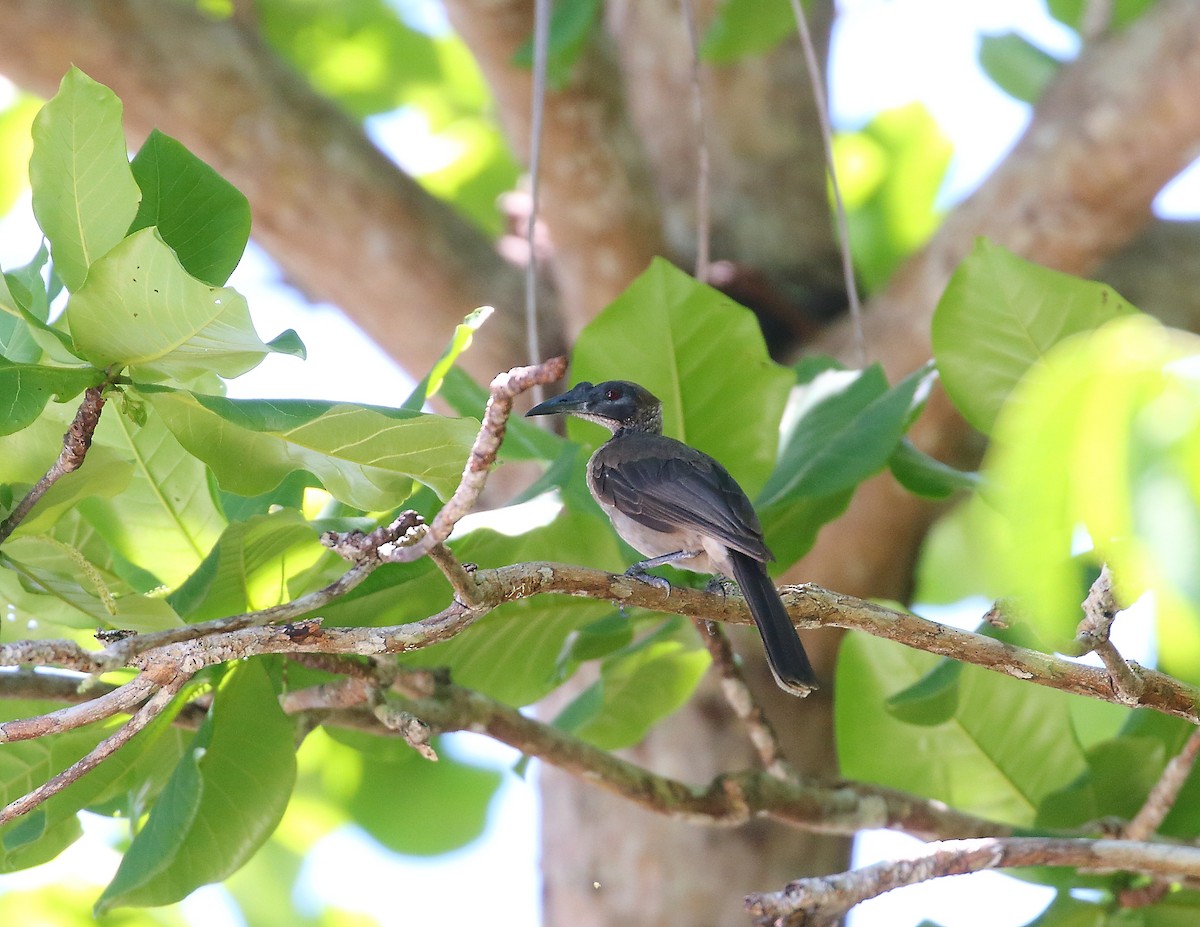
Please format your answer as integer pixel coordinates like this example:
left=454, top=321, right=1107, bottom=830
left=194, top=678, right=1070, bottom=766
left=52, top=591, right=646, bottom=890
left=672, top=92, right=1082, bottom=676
left=747, top=836, right=1200, bottom=926
left=443, top=0, right=665, bottom=334
left=0, top=386, right=107, bottom=546
left=1125, top=726, right=1200, bottom=842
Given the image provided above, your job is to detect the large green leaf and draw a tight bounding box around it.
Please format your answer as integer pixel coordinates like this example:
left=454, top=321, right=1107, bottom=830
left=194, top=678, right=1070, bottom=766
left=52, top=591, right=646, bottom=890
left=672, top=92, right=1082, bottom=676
left=570, top=258, right=792, bottom=494
left=143, top=388, right=479, bottom=509
left=0, top=360, right=101, bottom=436
left=987, top=316, right=1200, bottom=668
left=129, top=129, right=251, bottom=287
left=76, top=408, right=227, bottom=589
left=932, top=239, right=1135, bottom=435
left=758, top=362, right=934, bottom=507
left=28, top=68, right=141, bottom=292
left=553, top=618, right=710, bottom=750
left=404, top=501, right=627, bottom=706
left=0, top=538, right=183, bottom=632
left=97, top=659, right=297, bottom=913
left=837, top=633, right=1089, bottom=826
left=67, top=228, right=302, bottom=381
left=328, top=730, right=502, bottom=856
left=402, top=306, right=494, bottom=411
left=167, top=509, right=328, bottom=622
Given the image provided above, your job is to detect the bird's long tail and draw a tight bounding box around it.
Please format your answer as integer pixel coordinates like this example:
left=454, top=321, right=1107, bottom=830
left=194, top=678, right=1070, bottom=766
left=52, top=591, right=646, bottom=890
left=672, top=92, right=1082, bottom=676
left=727, top=551, right=817, bottom=696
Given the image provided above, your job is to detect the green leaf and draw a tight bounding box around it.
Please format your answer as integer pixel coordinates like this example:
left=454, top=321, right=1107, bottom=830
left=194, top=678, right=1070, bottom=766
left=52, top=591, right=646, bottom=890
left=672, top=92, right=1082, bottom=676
left=977, top=33, right=1062, bottom=104
left=837, top=105, right=952, bottom=292
left=987, top=316, right=1200, bottom=658
left=0, top=538, right=183, bottom=633
left=402, top=305, right=494, bottom=411
left=701, top=0, right=796, bottom=62
left=1047, top=0, right=1157, bottom=33
left=932, top=239, right=1135, bottom=435
left=67, top=227, right=302, bottom=381
left=0, top=95, right=39, bottom=217
left=337, top=732, right=502, bottom=855
left=168, top=509, right=327, bottom=622
left=512, top=0, right=603, bottom=88
left=888, top=438, right=982, bottom=499
left=554, top=619, right=711, bottom=749
left=144, top=388, right=479, bottom=509
left=0, top=274, right=42, bottom=364
left=0, top=360, right=101, bottom=436
left=758, top=362, right=933, bottom=507
left=757, top=488, right=853, bottom=574
left=885, top=658, right=963, bottom=726
left=404, top=502, right=627, bottom=706
left=129, top=129, right=252, bottom=286
left=837, top=633, right=1089, bottom=826
left=571, top=257, right=793, bottom=494
left=97, top=659, right=297, bottom=913
left=76, top=407, right=228, bottom=589
left=28, top=68, right=141, bottom=292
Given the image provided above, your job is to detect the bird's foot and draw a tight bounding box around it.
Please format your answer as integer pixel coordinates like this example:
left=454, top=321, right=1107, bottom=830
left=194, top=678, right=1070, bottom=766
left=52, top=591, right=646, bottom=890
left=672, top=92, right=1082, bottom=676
left=624, top=564, right=673, bottom=595
left=705, top=576, right=739, bottom=599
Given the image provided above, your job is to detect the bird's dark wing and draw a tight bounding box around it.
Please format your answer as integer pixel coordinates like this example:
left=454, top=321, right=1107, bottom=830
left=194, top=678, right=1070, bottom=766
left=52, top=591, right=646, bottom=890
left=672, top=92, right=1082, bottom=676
left=590, top=433, right=773, bottom=562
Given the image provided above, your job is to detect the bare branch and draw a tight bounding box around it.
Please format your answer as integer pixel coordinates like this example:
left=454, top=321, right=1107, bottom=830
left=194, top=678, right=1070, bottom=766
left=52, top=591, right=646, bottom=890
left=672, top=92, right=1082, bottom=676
left=0, top=671, right=157, bottom=742
left=396, top=675, right=1005, bottom=841
left=0, top=679, right=182, bottom=826
left=693, top=618, right=792, bottom=780
left=747, top=836, right=1200, bottom=926
left=0, top=386, right=107, bottom=546
left=1125, top=726, right=1200, bottom=842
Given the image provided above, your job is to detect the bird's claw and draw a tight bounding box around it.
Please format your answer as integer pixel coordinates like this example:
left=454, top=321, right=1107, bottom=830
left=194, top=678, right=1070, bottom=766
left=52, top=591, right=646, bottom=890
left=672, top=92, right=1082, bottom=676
left=625, top=566, right=672, bottom=595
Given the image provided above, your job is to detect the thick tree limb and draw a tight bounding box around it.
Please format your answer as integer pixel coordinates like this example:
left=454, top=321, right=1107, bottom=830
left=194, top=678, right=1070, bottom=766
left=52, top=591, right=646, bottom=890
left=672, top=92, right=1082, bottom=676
left=0, top=0, right=531, bottom=380
left=443, top=0, right=665, bottom=335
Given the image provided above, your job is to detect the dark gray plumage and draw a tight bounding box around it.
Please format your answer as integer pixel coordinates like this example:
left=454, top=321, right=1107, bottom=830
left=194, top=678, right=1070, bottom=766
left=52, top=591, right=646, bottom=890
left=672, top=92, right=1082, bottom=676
left=527, top=380, right=816, bottom=696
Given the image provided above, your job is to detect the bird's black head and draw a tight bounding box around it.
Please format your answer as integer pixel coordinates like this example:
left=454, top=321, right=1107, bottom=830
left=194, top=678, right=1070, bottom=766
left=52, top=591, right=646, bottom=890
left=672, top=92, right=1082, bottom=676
left=526, top=380, right=663, bottom=435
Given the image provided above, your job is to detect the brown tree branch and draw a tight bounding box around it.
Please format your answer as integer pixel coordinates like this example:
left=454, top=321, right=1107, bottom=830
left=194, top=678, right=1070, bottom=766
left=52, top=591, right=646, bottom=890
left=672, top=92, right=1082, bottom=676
left=0, top=386, right=107, bottom=546
left=0, top=0, right=532, bottom=381
left=1125, top=727, right=1200, bottom=842
left=693, top=618, right=792, bottom=780
left=746, top=836, right=1200, bottom=926
left=443, top=0, right=665, bottom=335
left=0, top=678, right=182, bottom=826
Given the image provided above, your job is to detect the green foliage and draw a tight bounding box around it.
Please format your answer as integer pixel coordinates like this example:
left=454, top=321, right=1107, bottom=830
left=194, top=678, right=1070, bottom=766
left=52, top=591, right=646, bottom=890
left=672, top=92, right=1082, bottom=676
left=29, top=68, right=141, bottom=292
left=97, top=661, right=297, bottom=912
left=836, top=104, right=952, bottom=292
left=701, top=0, right=800, bottom=63
left=129, top=129, right=252, bottom=287
left=512, top=0, right=604, bottom=88
left=1047, top=0, right=1158, bottom=33
left=933, top=239, right=1134, bottom=435
left=978, top=33, right=1062, bottom=104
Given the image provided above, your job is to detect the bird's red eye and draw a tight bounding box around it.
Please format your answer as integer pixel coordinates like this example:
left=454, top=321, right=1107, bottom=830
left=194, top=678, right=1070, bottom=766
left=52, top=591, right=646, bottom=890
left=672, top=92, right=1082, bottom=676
left=605, top=387, right=622, bottom=401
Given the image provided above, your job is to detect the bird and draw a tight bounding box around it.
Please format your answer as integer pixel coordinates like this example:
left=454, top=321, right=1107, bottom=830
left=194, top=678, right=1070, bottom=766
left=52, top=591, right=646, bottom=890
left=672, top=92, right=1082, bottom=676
left=527, top=379, right=817, bottom=696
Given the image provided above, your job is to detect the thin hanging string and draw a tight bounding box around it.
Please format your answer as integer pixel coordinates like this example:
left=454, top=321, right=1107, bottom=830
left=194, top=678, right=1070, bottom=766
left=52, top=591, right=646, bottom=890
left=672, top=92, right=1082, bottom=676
left=526, top=0, right=551, bottom=404
left=788, top=0, right=866, bottom=366
left=680, top=0, right=711, bottom=282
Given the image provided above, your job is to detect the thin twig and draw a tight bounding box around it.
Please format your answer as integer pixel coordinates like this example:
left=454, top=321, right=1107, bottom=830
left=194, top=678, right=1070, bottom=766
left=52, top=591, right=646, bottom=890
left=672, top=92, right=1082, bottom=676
left=427, top=540, right=483, bottom=607
left=680, top=0, right=710, bottom=280
left=692, top=617, right=792, bottom=780
left=0, top=671, right=158, bottom=742
left=524, top=0, right=551, bottom=405
left=0, top=385, right=107, bottom=546
left=1076, top=564, right=1144, bottom=703
left=1081, top=0, right=1114, bottom=42
left=1125, top=726, right=1200, bottom=841
left=0, top=679, right=182, bottom=826
left=787, top=0, right=865, bottom=365
left=747, top=836, right=1200, bottom=926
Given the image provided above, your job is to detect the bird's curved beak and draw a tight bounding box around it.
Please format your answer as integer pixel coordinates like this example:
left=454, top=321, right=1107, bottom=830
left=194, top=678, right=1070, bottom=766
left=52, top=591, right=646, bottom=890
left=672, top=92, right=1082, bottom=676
left=526, top=382, right=592, bottom=417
